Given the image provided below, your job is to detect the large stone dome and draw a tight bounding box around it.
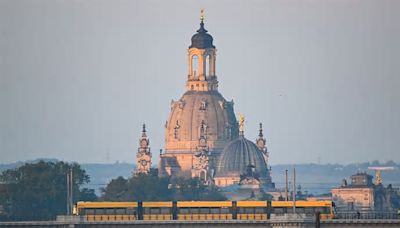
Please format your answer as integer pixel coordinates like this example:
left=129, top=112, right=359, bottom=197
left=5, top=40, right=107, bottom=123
left=159, top=16, right=274, bottom=191
left=164, top=90, right=239, bottom=154
left=215, top=135, right=270, bottom=178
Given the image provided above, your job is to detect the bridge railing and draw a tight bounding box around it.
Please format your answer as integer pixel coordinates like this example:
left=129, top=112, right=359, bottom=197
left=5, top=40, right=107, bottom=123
left=335, top=212, right=399, bottom=220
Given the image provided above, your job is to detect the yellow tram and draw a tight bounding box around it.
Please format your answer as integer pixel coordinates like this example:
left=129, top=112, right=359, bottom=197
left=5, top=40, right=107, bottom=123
left=74, top=200, right=334, bottom=221
left=272, top=201, right=334, bottom=220
left=76, top=202, right=138, bottom=221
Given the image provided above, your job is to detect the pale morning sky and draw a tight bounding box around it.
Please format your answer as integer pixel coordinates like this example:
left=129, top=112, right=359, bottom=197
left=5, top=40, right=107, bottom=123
left=1, top=0, right=399, bottom=164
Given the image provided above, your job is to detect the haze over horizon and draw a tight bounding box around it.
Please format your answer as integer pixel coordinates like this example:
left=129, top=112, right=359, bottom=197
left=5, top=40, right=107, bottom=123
left=1, top=0, right=399, bottom=165
left=1, top=157, right=399, bottom=167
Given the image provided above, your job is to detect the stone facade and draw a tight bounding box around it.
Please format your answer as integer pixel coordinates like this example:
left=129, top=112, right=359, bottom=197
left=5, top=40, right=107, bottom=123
left=332, top=172, right=399, bottom=211
left=158, top=18, right=239, bottom=180
left=153, top=15, right=274, bottom=190
left=332, top=187, right=375, bottom=210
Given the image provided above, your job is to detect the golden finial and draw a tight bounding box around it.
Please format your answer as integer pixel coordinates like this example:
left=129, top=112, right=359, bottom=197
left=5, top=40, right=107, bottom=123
left=200, top=9, right=205, bottom=22
left=238, top=114, right=245, bottom=135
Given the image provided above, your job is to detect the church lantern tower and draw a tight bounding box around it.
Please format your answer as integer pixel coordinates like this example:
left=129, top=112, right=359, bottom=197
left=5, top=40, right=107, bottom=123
left=186, top=11, right=218, bottom=92
left=135, top=124, right=152, bottom=175
left=159, top=11, right=239, bottom=178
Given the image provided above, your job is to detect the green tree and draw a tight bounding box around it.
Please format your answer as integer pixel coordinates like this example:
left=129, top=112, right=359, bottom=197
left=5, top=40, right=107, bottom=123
left=101, top=170, right=172, bottom=201
left=79, top=188, right=97, bottom=202
left=171, top=177, right=226, bottom=201
left=101, top=176, right=129, bottom=201
left=0, top=161, right=96, bottom=221
left=129, top=174, right=172, bottom=201
left=101, top=170, right=226, bottom=201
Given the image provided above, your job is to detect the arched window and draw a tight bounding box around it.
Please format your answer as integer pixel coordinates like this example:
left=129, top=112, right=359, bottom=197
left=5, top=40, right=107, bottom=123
left=205, top=55, right=210, bottom=77
left=192, top=55, right=199, bottom=79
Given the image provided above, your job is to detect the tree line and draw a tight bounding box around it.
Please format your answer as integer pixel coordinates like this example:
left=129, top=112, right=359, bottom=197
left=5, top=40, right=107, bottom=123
left=0, top=161, right=96, bottom=221
left=0, top=161, right=225, bottom=221
left=100, top=169, right=226, bottom=202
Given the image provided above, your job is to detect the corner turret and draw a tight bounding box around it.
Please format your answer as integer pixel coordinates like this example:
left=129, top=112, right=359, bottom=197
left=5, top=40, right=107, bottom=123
left=134, top=124, right=152, bottom=175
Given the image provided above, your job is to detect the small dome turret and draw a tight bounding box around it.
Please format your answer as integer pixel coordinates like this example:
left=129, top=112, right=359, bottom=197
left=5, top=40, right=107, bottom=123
left=189, top=16, right=215, bottom=49
left=215, top=136, right=269, bottom=178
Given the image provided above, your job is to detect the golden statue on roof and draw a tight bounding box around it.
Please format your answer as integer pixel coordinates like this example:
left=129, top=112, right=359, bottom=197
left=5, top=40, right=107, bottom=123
left=238, top=114, right=245, bottom=134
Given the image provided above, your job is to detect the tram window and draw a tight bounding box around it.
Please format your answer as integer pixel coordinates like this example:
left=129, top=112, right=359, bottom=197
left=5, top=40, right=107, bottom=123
left=144, top=208, right=161, bottom=214
left=150, top=208, right=161, bottom=214
left=296, top=208, right=305, bottom=213
left=255, top=208, right=265, bottom=213
left=126, top=208, right=136, bottom=214
left=179, top=208, right=189, bottom=214
left=85, top=209, right=95, bottom=215
left=144, top=208, right=159, bottom=214
left=189, top=208, right=199, bottom=214
left=96, top=209, right=105, bottom=215
left=317, top=207, right=328, bottom=213
left=160, top=208, right=171, bottom=214
left=210, top=208, right=220, bottom=214
left=106, top=209, right=115, bottom=215
left=115, top=209, right=125, bottom=215
left=199, top=208, right=209, bottom=214
left=245, top=208, right=255, bottom=213
left=305, top=208, right=314, bottom=214
left=274, top=208, right=284, bottom=214
left=220, top=208, right=229, bottom=214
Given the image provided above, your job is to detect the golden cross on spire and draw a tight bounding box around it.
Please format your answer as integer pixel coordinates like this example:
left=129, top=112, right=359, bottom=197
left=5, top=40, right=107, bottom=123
left=200, top=9, right=205, bottom=22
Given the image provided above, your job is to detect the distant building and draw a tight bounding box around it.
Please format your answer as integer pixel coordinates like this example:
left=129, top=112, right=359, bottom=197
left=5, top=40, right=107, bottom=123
left=331, top=172, right=399, bottom=211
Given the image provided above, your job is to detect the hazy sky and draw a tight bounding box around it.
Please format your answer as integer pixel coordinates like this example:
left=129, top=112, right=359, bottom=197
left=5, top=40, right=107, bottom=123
left=1, top=0, right=399, bottom=165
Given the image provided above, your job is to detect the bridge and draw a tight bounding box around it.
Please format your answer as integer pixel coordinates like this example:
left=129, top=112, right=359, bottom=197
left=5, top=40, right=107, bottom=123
left=1, top=219, right=400, bottom=228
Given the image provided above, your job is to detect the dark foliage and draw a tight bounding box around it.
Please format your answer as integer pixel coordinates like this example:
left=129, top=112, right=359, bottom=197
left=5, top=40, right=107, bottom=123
left=79, top=188, right=97, bottom=202
left=171, top=177, right=226, bottom=201
left=100, top=170, right=172, bottom=201
left=0, top=161, right=96, bottom=221
left=258, top=191, right=273, bottom=201
left=101, top=168, right=226, bottom=201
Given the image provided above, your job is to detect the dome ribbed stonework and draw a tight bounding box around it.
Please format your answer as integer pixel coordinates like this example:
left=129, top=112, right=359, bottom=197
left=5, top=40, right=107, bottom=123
left=164, top=90, right=239, bottom=154
left=215, top=136, right=270, bottom=178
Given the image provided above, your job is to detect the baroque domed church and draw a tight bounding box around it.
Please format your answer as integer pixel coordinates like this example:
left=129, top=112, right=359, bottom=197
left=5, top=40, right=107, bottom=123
left=135, top=13, right=275, bottom=191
